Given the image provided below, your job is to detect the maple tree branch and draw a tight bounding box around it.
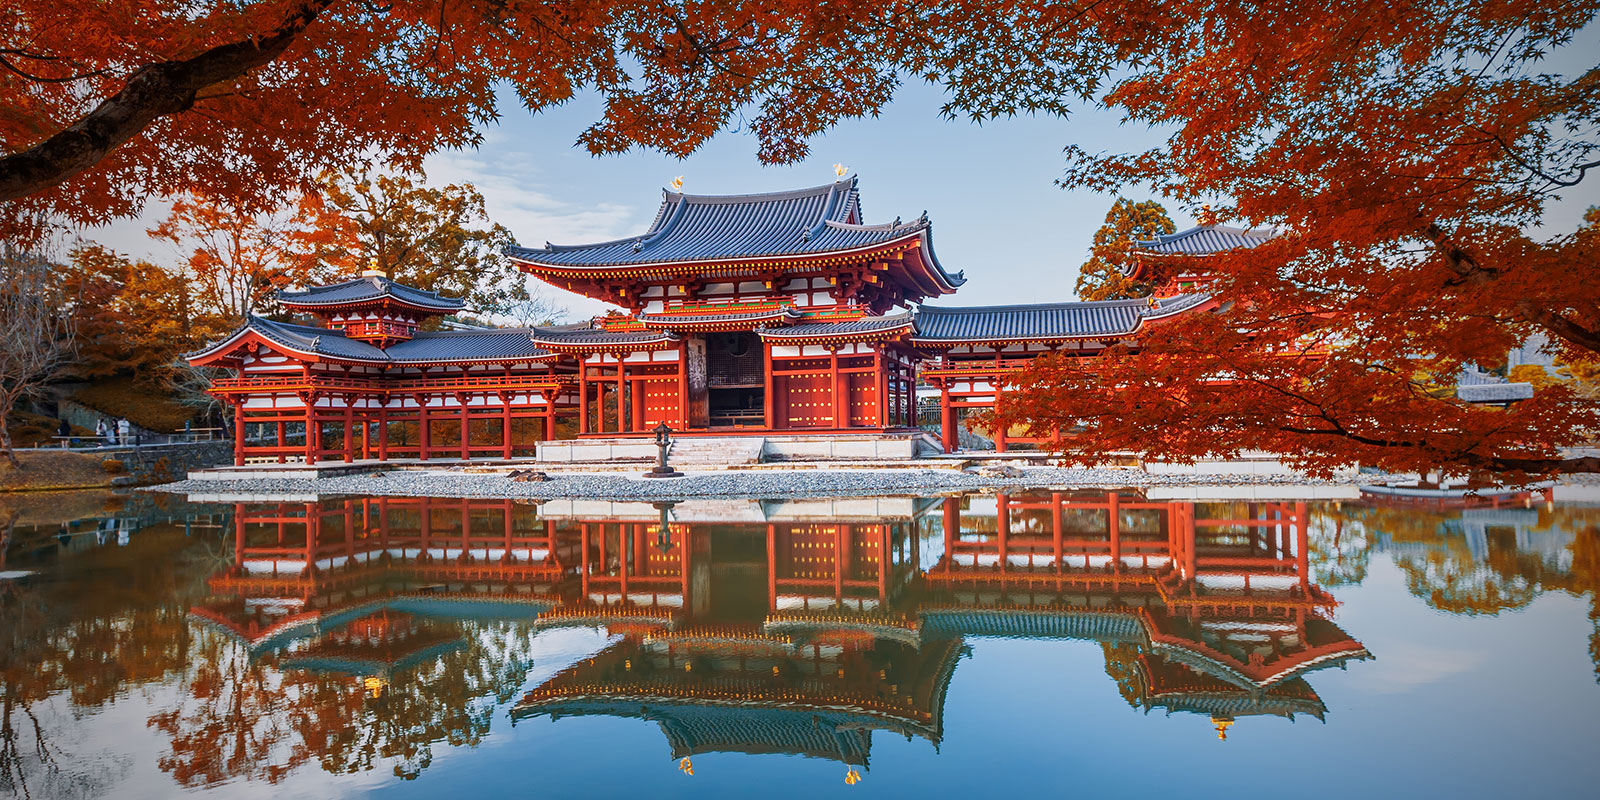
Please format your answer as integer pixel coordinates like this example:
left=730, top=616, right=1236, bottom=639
left=0, top=0, right=337, bottom=203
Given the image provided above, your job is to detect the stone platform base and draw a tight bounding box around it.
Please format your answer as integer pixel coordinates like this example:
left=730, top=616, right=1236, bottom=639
left=535, top=431, right=943, bottom=466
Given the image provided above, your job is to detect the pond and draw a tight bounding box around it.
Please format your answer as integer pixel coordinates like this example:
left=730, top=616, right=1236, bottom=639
left=1, top=488, right=1596, bottom=799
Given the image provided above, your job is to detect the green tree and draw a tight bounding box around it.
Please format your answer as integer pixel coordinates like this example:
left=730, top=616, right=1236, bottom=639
left=289, top=169, right=527, bottom=315
left=1074, top=199, right=1175, bottom=301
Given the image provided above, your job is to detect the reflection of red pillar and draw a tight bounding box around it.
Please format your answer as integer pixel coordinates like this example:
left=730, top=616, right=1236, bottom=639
left=1295, top=501, right=1310, bottom=594
left=580, top=523, right=591, bottom=596
left=877, top=524, right=889, bottom=602
left=767, top=524, right=777, bottom=612
left=996, top=492, right=1010, bottom=571
left=942, top=497, right=958, bottom=562
left=1051, top=491, right=1064, bottom=569
left=1108, top=492, right=1121, bottom=569
left=834, top=524, right=848, bottom=599
left=1181, top=504, right=1197, bottom=590
left=940, top=384, right=955, bottom=453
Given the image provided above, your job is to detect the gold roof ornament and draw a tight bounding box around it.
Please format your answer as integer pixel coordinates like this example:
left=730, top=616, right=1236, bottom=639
left=834, top=163, right=849, bottom=178
left=669, top=175, right=684, bottom=192
left=679, top=757, right=694, bottom=776
left=845, top=768, right=862, bottom=785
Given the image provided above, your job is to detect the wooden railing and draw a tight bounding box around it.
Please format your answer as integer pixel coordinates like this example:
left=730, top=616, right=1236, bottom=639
left=919, top=358, right=1041, bottom=378
left=212, top=373, right=575, bottom=394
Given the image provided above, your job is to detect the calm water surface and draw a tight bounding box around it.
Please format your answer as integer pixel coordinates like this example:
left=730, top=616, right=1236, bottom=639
left=2, top=489, right=1597, bottom=799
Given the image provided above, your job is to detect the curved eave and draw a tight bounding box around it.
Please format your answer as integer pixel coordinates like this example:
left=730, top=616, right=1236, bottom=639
left=529, top=334, right=681, bottom=354
left=385, top=352, right=566, bottom=367
left=509, top=231, right=932, bottom=278
left=758, top=326, right=913, bottom=346
left=1150, top=636, right=1372, bottom=690
left=907, top=332, right=1138, bottom=347
left=186, top=325, right=387, bottom=367
left=282, top=295, right=464, bottom=316
left=634, top=308, right=799, bottom=332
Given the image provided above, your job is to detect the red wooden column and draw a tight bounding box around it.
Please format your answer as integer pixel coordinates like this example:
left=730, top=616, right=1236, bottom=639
left=458, top=396, right=470, bottom=460
left=232, top=400, right=245, bottom=466
left=829, top=347, right=844, bottom=429
left=578, top=362, right=590, bottom=435
left=418, top=396, right=431, bottom=460
left=502, top=393, right=513, bottom=459
left=762, top=343, right=775, bottom=430
left=276, top=420, right=286, bottom=464
left=303, top=403, right=317, bottom=465
left=343, top=405, right=354, bottom=463
left=678, top=342, right=690, bottom=428
left=615, top=359, right=626, bottom=433
left=377, top=409, right=389, bottom=462
left=874, top=349, right=888, bottom=427
left=940, top=384, right=955, bottom=453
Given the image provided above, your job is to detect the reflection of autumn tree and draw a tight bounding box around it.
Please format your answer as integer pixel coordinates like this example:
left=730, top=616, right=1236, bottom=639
left=152, top=621, right=537, bottom=785
left=1100, top=642, right=1143, bottom=709
left=1, top=523, right=214, bottom=796
left=1307, top=509, right=1370, bottom=588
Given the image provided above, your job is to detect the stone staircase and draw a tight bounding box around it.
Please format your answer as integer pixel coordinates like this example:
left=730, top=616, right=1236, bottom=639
left=668, top=436, right=766, bottom=467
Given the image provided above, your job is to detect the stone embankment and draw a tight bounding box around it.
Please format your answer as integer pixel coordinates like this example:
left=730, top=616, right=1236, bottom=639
left=150, top=464, right=1368, bottom=502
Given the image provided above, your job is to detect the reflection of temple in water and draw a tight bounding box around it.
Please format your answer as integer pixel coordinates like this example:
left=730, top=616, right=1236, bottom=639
left=187, top=490, right=1371, bottom=775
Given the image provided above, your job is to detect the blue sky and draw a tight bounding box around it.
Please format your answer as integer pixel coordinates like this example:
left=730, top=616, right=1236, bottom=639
left=95, top=57, right=1599, bottom=320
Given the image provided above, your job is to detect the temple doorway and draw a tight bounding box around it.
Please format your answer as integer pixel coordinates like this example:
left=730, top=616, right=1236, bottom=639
left=705, top=331, right=765, bottom=428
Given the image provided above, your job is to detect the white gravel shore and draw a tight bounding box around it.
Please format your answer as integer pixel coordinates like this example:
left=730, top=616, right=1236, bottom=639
left=147, top=466, right=1368, bottom=502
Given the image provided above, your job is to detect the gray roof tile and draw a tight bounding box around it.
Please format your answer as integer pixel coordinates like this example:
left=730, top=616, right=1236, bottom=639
left=757, top=315, right=914, bottom=339
left=279, top=276, right=464, bottom=311
left=1134, top=224, right=1275, bottom=256
left=913, top=300, right=1149, bottom=341
left=385, top=329, right=555, bottom=363
left=504, top=177, right=963, bottom=289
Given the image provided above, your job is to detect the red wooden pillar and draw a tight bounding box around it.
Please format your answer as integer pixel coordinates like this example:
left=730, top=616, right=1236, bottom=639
left=578, top=362, right=590, bottom=435
left=677, top=342, right=690, bottom=428
left=304, top=405, right=318, bottom=465
left=630, top=372, right=645, bottom=431
left=762, top=343, right=775, bottom=430
left=829, top=348, right=844, bottom=429
left=418, top=396, right=430, bottom=460
left=343, top=405, right=354, bottom=463
left=276, top=419, right=286, bottom=464
left=615, top=360, right=626, bottom=433
left=232, top=401, right=245, bottom=466
left=940, top=384, right=955, bottom=453
left=377, top=410, right=388, bottom=462
left=459, top=398, right=470, bottom=460
left=502, top=399, right=513, bottom=460
left=874, top=348, right=888, bottom=427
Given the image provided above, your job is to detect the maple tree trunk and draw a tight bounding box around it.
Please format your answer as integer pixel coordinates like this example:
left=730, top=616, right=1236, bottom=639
left=0, top=414, right=17, bottom=470
left=0, top=0, right=336, bottom=204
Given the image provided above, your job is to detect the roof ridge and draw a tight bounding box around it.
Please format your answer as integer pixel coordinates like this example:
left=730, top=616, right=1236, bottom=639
left=918, top=298, right=1147, bottom=314
left=662, top=176, right=855, bottom=206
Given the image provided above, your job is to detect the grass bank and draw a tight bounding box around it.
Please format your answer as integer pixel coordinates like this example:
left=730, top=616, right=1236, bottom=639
left=0, top=450, right=122, bottom=492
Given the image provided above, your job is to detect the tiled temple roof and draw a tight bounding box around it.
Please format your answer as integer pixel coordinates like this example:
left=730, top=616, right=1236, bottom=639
left=187, top=317, right=558, bottom=365
left=528, top=326, right=681, bottom=350
left=1132, top=224, right=1276, bottom=259
left=756, top=314, right=914, bottom=341
left=385, top=329, right=558, bottom=364
left=634, top=307, right=802, bottom=329
left=911, top=294, right=1211, bottom=343
left=278, top=275, right=465, bottom=312
left=504, top=177, right=963, bottom=290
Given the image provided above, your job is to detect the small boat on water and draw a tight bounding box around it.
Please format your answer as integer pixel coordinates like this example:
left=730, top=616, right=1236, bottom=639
left=1358, top=479, right=1550, bottom=508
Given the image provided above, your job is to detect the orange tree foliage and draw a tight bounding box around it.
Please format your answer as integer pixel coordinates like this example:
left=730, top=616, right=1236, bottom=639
left=148, top=193, right=306, bottom=321
left=1075, top=198, right=1175, bottom=301
left=0, top=0, right=1066, bottom=232
left=62, top=244, right=211, bottom=380
left=288, top=168, right=525, bottom=314
left=989, top=2, right=1600, bottom=478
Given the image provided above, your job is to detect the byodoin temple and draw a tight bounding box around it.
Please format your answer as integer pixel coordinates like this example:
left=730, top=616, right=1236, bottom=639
left=188, top=176, right=1270, bottom=465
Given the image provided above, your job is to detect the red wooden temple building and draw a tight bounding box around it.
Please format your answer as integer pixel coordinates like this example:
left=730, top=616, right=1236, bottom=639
left=188, top=177, right=1275, bottom=463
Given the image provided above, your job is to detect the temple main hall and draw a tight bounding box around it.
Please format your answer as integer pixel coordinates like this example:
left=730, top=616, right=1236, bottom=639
left=189, top=176, right=1266, bottom=465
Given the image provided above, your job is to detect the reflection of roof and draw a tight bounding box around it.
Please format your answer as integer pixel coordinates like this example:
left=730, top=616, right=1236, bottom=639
left=504, top=178, right=962, bottom=290
left=1138, top=656, right=1328, bottom=721
left=1133, top=224, right=1276, bottom=257
left=187, top=317, right=559, bottom=364
left=278, top=276, right=465, bottom=311
left=521, top=699, right=878, bottom=764
left=911, top=295, right=1211, bottom=343
left=1146, top=616, right=1372, bottom=690
left=919, top=607, right=1147, bottom=643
